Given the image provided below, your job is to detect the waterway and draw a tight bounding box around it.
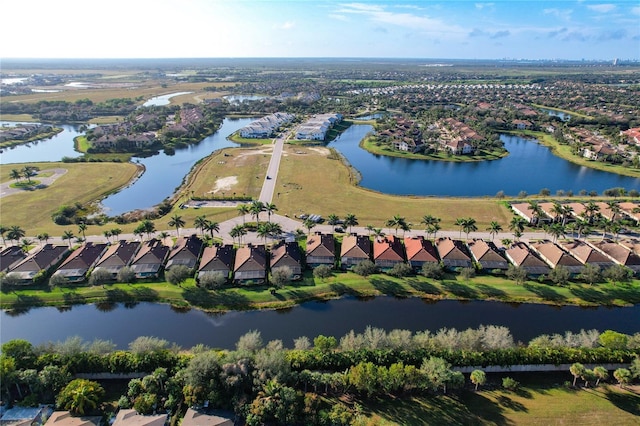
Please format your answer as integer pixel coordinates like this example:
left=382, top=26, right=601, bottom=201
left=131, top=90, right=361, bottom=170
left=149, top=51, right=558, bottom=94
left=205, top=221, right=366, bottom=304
left=99, top=117, right=254, bottom=216
left=1, top=123, right=83, bottom=164
left=327, top=125, right=640, bottom=196
left=142, top=92, right=193, bottom=107
left=1, top=297, right=638, bottom=350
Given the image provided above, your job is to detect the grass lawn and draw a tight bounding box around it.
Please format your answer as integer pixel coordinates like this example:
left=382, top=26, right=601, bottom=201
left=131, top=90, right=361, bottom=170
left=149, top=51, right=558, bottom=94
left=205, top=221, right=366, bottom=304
left=3, top=269, right=639, bottom=311
left=273, top=145, right=513, bottom=230
left=358, top=382, right=640, bottom=425
left=0, top=161, right=139, bottom=236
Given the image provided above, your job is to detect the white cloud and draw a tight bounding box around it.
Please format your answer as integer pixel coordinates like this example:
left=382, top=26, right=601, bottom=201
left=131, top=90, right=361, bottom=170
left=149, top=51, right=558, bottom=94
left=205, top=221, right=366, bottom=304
left=587, top=4, right=617, bottom=13
left=543, top=8, right=573, bottom=21
left=275, top=21, right=296, bottom=30
left=631, top=6, right=640, bottom=16
left=475, top=3, right=494, bottom=10
left=329, top=14, right=349, bottom=21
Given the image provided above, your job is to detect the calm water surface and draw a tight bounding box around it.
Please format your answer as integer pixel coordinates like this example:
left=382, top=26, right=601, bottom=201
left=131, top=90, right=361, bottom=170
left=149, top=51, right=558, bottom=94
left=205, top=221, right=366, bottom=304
left=142, top=92, right=193, bottom=107
left=1, top=298, right=639, bottom=349
left=1, top=123, right=83, bottom=164
left=328, top=125, right=640, bottom=196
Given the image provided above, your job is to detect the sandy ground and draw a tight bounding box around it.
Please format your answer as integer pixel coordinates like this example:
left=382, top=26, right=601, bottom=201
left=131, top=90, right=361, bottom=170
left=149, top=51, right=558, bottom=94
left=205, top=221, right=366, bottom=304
left=210, top=176, right=238, bottom=194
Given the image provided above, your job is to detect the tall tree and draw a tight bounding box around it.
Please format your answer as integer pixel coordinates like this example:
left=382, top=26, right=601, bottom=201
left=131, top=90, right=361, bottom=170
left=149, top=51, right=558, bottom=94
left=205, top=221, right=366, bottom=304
left=470, top=369, right=486, bottom=391
left=486, top=221, right=502, bottom=241
left=36, top=233, right=50, bottom=246
left=237, top=204, right=250, bottom=225
left=203, top=220, right=220, bottom=239
left=110, top=228, right=122, bottom=241
left=249, top=200, right=265, bottom=224
left=62, top=230, right=74, bottom=248
left=6, top=225, right=25, bottom=246
left=230, top=225, right=247, bottom=246
left=527, top=201, right=545, bottom=226
left=461, top=217, right=478, bottom=240
left=0, top=225, right=7, bottom=246
left=509, top=216, right=527, bottom=240
left=194, top=215, right=208, bottom=236
left=344, top=213, right=358, bottom=234
left=168, top=214, right=185, bottom=236
left=10, top=169, right=21, bottom=182
left=328, top=214, right=340, bottom=226
left=386, top=214, right=407, bottom=236
left=141, top=219, right=156, bottom=240
left=570, top=362, right=585, bottom=387
left=264, top=203, right=278, bottom=223
left=303, top=219, right=316, bottom=235
left=56, top=379, right=104, bottom=416
left=77, top=223, right=87, bottom=241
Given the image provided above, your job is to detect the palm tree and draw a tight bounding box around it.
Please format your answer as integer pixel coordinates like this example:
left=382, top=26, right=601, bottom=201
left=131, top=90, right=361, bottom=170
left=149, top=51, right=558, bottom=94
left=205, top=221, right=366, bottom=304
left=10, top=169, right=21, bottom=182
left=606, top=200, right=621, bottom=221
left=141, top=219, right=156, bottom=240
left=373, top=228, right=385, bottom=238
left=266, top=222, right=283, bottom=242
left=569, top=219, right=590, bottom=239
left=344, top=213, right=358, bottom=234
left=328, top=214, right=341, bottom=227
left=103, top=230, right=112, bottom=243
left=509, top=216, right=527, bottom=240
left=264, top=203, right=277, bottom=223
left=36, top=233, right=50, bottom=246
left=78, top=223, right=87, bottom=241
left=547, top=223, right=566, bottom=243
left=237, top=204, right=250, bottom=225
left=486, top=221, right=502, bottom=241
left=230, top=224, right=247, bottom=246
left=303, top=219, right=316, bottom=235
left=550, top=201, right=565, bottom=223
left=203, top=220, right=220, bottom=239
left=527, top=201, right=545, bottom=226
left=6, top=225, right=25, bottom=246
left=257, top=223, right=271, bottom=246
left=428, top=223, right=441, bottom=241
left=421, top=214, right=441, bottom=236
left=158, top=231, right=170, bottom=242
left=561, top=204, right=574, bottom=226
left=454, top=217, right=466, bottom=238
left=20, top=238, right=32, bottom=252
left=385, top=214, right=407, bottom=236
left=0, top=225, right=7, bottom=246
left=168, top=214, right=185, bottom=236
left=365, top=224, right=374, bottom=236
left=62, top=230, right=75, bottom=248
left=22, top=166, right=37, bottom=184
left=194, top=215, right=208, bottom=236
left=249, top=200, right=265, bottom=224
left=570, top=363, right=585, bottom=387
left=461, top=217, right=477, bottom=240
left=583, top=201, right=600, bottom=223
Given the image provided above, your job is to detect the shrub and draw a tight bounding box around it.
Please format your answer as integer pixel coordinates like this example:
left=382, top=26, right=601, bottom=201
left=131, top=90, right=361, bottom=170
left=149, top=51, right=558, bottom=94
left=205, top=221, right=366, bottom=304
left=502, top=376, right=520, bottom=391
left=198, top=271, right=227, bottom=289
left=89, top=268, right=113, bottom=286
left=271, top=266, right=292, bottom=288
left=388, top=262, right=413, bottom=278
left=116, top=266, right=136, bottom=284
left=165, top=265, right=192, bottom=285
left=313, top=264, right=333, bottom=279
left=353, top=260, right=377, bottom=277
left=48, top=273, right=69, bottom=287
left=421, top=262, right=444, bottom=279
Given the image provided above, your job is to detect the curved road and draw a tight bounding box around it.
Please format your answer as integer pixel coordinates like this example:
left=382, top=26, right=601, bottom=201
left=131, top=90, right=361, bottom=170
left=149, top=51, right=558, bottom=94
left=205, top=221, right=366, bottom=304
left=0, top=168, right=67, bottom=198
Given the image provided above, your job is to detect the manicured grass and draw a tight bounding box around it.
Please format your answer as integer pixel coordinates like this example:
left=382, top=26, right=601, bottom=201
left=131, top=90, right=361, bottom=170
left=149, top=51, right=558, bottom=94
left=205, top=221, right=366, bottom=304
left=3, top=270, right=639, bottom=312
left=274, top=145, right=513, bottom=230
left=227, top=133, right=274, bottom=145
left=512, top=130, right=640, bottom=179
left=361, top=137, right=508, bottom=162
left=9, top=180, right=41, bottom=188
left=358, top=383, right=640, bottom=425
left=0, top=161, right=139, bottom=235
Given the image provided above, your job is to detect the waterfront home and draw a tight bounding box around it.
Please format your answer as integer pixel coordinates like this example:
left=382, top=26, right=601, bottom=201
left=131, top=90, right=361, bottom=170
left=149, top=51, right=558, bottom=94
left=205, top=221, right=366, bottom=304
left=270, top=240, right=303, bottom=279
left=130, top=238, right=170, bottom=278
left=618, top=202, right=640, bottom=224
left=8, top=244, right=68, bottom=283
left=467, top=239, right=509, bottom=270
left=181, top=408, right=234, bottom=426
left=0, top=246, right=27, bottom=273
left=233, top=244, right=267, bottom=284
left=435, top=237, right=472, bottom=269
left=403, top=236, right=439, bottom=270
left=112, top=409, right=167, bottom=426
left=239, top=112, right=295, bottom=138
left=504, top=242, right=551, bottom=276
left=373, top=235, right=405, bottom=270
left=562, top=239, right=615, bottom=270
left=52, top=242, right=108, bottom=282
left=93, top=240, right=140, bottom=278
left=589, top=239, right=640, bottom=274
left=295, top=113, right=342, bottom=141
left=340, top=234, right=371, bottom=270
left=510, top=202, right=550, bottom=225
left=529, top=240, right=584, bottom=275
left=198, top=244, right=234, bottom=280
left=306, top=232, right=336, bottom=268
left=44, top=412, right=101, bottom=426
left=165, top=235, right=203, bottom=270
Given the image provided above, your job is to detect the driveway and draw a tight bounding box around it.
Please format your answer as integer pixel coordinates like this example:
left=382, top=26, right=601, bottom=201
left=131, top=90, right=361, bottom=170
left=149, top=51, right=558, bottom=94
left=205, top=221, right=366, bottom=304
left=0, top=168, right=67, bottom=198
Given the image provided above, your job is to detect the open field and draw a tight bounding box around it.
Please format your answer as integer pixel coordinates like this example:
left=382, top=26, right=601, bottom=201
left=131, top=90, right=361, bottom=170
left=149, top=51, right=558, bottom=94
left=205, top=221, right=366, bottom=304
left=273, top=145, right=513, bottom=229
left=358, top=381, right=640, bottom=425
left=0, top=162, right=139, bottom=235
left=3, top=267, right=639, bottom=311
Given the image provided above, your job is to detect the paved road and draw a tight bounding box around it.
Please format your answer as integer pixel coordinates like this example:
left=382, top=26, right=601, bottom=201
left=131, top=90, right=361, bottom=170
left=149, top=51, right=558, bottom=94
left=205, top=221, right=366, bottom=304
left=0, top=168, right=67, bottom=198
left=258, top=133, right=287, bottom=204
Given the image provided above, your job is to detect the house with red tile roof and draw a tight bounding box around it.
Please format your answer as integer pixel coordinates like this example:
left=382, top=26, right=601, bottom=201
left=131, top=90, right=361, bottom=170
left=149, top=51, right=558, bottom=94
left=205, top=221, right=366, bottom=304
left=44, top=412, right=101, bottom=426
left=340, top=234, right=371, bottom=270
left=233, top=244, right=267, bottom=284
left=198, top=244, right=234, bottom=280
left=504, top=242, right=551, bottom=276
left=562, top=239, right=615, bottom=270
left=270, top=240, right=303, bottom=279
left=373, top=236, right=405, bottom=270
left=112, top=409, right=167, bottom=426
left=130, top=238, right=170, bottom=278
left=467, top=239, right=509, bottom=270
left=529, top=240, right=584, bottom=275
left=53, top=242, right=108, bottom=282
left=181, top=408, right=233, bottom=426
left=305, top=232, right=336, bottom=268
left=403, top=236, right=439, bottom=270
left=589, top=240, right=640, bottom=274
left=435, top=237, right=472, bottom=269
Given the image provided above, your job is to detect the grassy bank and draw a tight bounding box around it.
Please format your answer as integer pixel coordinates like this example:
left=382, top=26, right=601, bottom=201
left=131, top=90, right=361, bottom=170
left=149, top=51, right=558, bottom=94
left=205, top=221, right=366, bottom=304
left=511, top=130, right=640, bottom=179
left=3, top=269, right=639, bottom=312
left=0, top=127, right=63, bottom=149
left=361, top=137, right=508, bottom=162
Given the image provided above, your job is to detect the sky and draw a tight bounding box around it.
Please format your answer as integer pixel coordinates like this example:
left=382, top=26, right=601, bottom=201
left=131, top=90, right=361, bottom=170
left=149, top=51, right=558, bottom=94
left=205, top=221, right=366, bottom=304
left=2, top=0, right=639, bottom=60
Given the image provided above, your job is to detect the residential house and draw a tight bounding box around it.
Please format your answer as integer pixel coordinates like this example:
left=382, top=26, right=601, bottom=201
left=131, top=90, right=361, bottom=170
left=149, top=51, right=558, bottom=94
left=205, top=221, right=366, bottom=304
left=93, top=240, right=140, bottom=279
left=0, top=405, right=53, bottom=426
left=340, top=234, right=371, bottom=270
left=510, top=202, right=550, bottom=225
left=529, top=240, right=584, bottom=275
left=621, top=127, right=640, bottom=146
left=306, top=232, right=336, bottom=268
left=512, top=119, right=532, bottom=130
left=112, top=409, right=167, bottom=426
left=373, top=235, right=405, bottom=270
left=130, top=239, right=170, bottom=278
left=562, top=239, right=615, bottom=270
left=233, top=244, right=267, bottom=284
left=270, top=240, right=303, bottom=279
left=44, top=412, right=101, bottom=426
left=467, top=239, right=509, bottom=270
left=181, top=408, right=234, bottom=426
left=0, top=246, right=27, bottom=273
left=590, top=240, right=640, bottom=274
left=618, top=239, right=640, bottom=256
left=53, top=242, right=108, bottom=282
left=198, top=244, right=234, bottom=280
left=8, top=244, right=69, bottom=283
left=504, top=242, right=551, bottom=276
left=619, top=202, right=640, bottom=224
left=435, top=237, right=472, bottom=269
left=403, top=236, right=439, bottom=270
left=166, top=235, right=203, bottom=270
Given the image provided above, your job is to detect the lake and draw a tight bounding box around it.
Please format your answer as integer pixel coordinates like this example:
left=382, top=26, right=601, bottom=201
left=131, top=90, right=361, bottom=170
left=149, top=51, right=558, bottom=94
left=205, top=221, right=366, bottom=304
left=1, top=297, right=638, bottom=350
left=1, top=123, right=83, bottom=164
left=142, top=92, right=194, bottom=107
left=328, top=125, right=640, bottom=196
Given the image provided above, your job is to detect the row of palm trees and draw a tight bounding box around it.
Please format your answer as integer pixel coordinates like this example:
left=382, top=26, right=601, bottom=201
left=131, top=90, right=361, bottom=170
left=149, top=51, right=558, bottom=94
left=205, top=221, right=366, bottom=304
left=9, top=166, right=39, bottom=184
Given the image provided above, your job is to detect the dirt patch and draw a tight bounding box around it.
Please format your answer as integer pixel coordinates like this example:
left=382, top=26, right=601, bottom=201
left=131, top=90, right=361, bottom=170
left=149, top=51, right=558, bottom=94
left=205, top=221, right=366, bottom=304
left=210, top=176, right=238, bottom=194
left=307, top=147, right=330, bottom=156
